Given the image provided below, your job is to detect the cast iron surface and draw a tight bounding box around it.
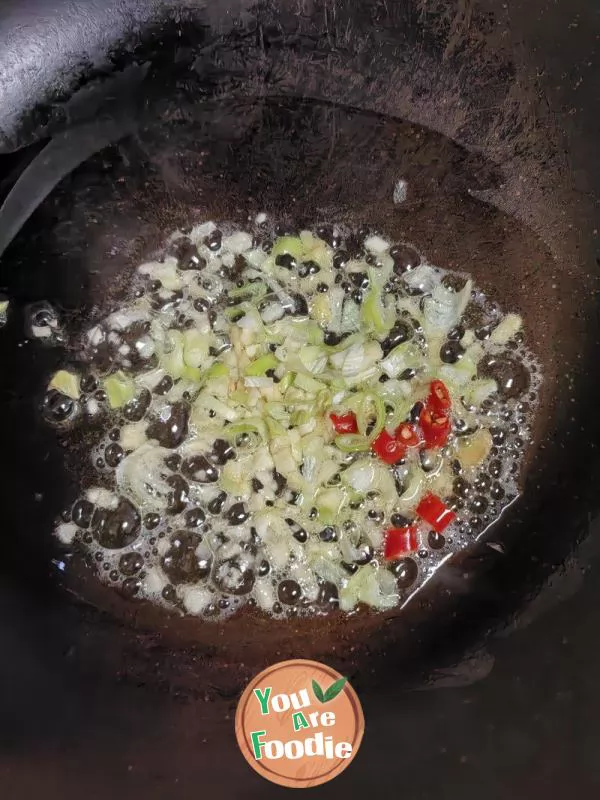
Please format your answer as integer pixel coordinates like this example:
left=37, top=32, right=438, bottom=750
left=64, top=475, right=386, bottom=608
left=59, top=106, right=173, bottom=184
left=0, top=0, right=598, bottom=797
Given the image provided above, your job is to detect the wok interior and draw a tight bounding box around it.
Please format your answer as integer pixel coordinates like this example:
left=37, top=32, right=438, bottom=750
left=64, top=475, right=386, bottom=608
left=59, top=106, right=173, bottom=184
left=0, top=8, right=598, bottom=695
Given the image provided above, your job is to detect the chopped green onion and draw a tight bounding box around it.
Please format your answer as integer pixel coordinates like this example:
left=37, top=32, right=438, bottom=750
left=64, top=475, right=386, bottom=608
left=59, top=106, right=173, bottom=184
left=245, top=353, right=279, bottom=376
left=334, top=434, right=371, bottom=452
left=315, top=487, right=346, bottom=524
left=361, top=280, right=395, bottom=336
left=271, top=236, right=305, bottom=260
left=103, top=371, right=136, bottom=409
left=293, top=372, right=326, bottom=394
left=49, top=369, right=80, bottom=400
left=183, top=329, right=209, bottom=368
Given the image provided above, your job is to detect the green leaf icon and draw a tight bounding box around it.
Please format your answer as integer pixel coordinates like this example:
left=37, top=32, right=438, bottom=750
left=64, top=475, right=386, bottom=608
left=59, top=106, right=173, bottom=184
left=312, top=679, right=325, bottom=703
left=323, top=677, right=347, bottom=702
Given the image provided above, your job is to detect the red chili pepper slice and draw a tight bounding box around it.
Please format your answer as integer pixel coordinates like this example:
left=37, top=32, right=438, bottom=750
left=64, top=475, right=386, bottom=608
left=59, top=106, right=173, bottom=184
left=329, top=412, right=358, bottom=434
left=416, top=493, right=456, bottom=533
left=395, top=422, right=421, bottom=449
left=371, top=430, right=407, bottom=464
left=428, top=379, right=452, bottom=412
left=419, top=406, right=451, bottom=448
left=384, top=525, right=419, bottom=560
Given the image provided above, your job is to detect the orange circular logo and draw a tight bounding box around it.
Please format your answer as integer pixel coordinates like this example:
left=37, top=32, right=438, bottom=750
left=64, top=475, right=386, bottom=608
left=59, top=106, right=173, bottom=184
left=235, top=659, right=364, bottom=788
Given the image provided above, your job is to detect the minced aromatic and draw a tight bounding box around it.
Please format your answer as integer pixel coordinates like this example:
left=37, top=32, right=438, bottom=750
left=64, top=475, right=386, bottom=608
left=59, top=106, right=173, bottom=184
left=47, top=219, right=541, bottom=618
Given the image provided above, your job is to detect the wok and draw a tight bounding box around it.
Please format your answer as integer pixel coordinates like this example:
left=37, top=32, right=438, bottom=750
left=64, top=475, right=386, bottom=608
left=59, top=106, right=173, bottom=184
left=0, top=0, right=598, bottom=797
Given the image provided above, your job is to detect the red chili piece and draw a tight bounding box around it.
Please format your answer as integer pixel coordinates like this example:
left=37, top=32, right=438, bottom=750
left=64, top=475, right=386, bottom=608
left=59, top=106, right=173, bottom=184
left=416, top=493, right=456, bottom=533
left=428, top=379, right=452, bottom=412
left=384, top=525, right=419, bottom=560
left=329, top=412, right=358, bottom=434
left=371, top=430, right=406, bottom=464
left=395, top=422, right=421, bottom=449
left=419, top=407, right=451, bottom=448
